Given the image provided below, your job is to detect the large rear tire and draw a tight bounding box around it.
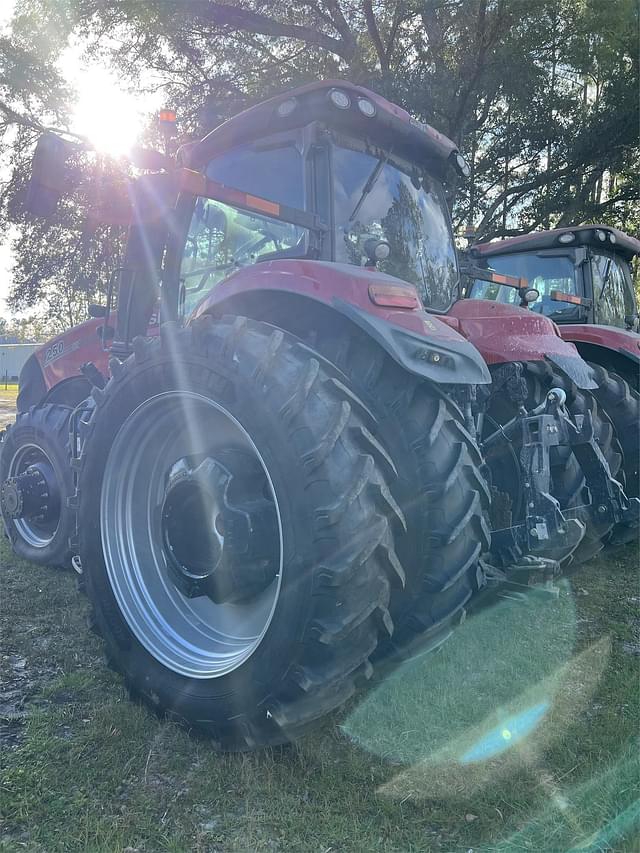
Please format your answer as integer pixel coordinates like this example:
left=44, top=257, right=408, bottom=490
left=0, top=404, right=74, bottom=568
left=300, top=325, right=490, bottom=656
left=77, top=316, right=404, bottom=750
left=588, top=364, right=639, bottom=545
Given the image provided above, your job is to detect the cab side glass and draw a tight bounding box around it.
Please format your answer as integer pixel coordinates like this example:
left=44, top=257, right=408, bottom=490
left=178, top=143, right=309, bottom=317
left=591, top=253, right=633, bottom=328
left=180, top=197, right=307, bottom=317
left=206, top=142, right=304, bottom=209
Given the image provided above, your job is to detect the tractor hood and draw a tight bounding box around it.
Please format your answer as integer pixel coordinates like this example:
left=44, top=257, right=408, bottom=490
left=446, top=299, right=598, bottom=388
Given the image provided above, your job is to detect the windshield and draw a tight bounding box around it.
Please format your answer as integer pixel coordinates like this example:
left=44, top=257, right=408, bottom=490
left=179, top=143, right=308, bottom=316
left=332, top=144, right=458, bottom=311
left=469, top=252, right=578, bottom=316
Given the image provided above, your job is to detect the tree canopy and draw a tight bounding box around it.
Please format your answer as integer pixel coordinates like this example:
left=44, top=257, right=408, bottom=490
left=1, top=0, right=637, bottom=330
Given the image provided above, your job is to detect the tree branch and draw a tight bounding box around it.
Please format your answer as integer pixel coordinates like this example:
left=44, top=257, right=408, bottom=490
left=384, top=2, right=406, bottom=62
left=185, top=1, right=356, bottom=61
left=476, top=163, right=576, bottom=234
left=362, top=1, right=389, bottom=72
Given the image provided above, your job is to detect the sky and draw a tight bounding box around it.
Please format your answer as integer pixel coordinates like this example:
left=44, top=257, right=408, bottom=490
left=0, top=1, right=162, bottom=316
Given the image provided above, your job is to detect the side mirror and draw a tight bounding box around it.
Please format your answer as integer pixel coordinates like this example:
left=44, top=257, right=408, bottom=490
left=24, top=133, right=75, bottom=218
left=518, top=287, right=540, bottom=308
left=363, top=237, right=390, bottom=265
left=625, top=313, right=639, bottom=333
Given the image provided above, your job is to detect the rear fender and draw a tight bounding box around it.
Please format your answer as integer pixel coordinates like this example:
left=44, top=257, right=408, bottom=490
left=16, top=319, right=109, bottom=412
left=559, top=324, right=640, bottom=389
left=448, top=299, right=597, bottom=389
left=191, top=260, right=490, bottom=385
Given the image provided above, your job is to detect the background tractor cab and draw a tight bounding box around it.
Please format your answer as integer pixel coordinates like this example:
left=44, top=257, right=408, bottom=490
left=464, top=226, right=640, bottom=391
left=463, top=225, right=640, bottom=540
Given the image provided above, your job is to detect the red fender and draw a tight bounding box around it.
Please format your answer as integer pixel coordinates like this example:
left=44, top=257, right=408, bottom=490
left=558, top=323, right=640, bottom=360
left=445, top=300, right=597, bottom=388
left=192, top=259, right=464, bottom=343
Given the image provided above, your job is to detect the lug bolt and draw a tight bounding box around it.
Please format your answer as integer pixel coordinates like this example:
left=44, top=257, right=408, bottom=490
left=530, top=528, right=538, bottom=537
left=598, top=504, right=607, bottom=514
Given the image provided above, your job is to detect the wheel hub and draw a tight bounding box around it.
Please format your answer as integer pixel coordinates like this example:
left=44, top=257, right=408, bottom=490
left=1, top=461, right=60, bottom=523
left=161, top=456, right=279, bottom=604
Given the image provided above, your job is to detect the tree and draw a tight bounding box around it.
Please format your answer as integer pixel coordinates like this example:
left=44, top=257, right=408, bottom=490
left=35, top=0, right=640, bottom=237
left=0, top=313, right=51, bottom=342
left=0, top=0, right=637, bottom=328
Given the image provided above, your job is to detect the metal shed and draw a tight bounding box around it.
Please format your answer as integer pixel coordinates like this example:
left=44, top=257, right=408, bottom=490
left=0, top=344, right=38, bottom=382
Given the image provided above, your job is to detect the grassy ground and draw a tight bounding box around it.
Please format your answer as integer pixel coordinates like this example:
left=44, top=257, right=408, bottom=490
left=0, top=385, right=18, bottom=430
left=0, top=384, right=18, bottom=402
left=1, top=534, right=638, bottom=852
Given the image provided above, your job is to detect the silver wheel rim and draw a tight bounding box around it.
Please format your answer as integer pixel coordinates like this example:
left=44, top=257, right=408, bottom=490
left=8, top=444, right=60, bottom=548
left=100, top=391, right=284, bottom=679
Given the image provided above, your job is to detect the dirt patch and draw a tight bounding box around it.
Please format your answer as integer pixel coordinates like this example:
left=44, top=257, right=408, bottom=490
left=0, top=655, right=31, bottom=750
left=0, top=400, right=16, bottom=429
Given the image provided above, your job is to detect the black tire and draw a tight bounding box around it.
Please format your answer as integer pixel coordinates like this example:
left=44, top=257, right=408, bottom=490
left=301, top=325, right=490, bottom=656
left=588, top=363, right=639, bottom=545
left=0, top=404, right=74, bottom=568
left=490, top=361, right=623, bottom=567
left=76, top=316, right=404, bottom=750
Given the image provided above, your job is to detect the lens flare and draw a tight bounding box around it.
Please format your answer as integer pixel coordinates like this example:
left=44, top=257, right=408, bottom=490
left=460, top=701, right=550, bottom=763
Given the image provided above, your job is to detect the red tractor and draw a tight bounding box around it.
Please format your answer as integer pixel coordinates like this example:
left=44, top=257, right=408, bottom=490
left=1, top=82, right=636, bottom=750
left=464, top=226, right=639, bottom=546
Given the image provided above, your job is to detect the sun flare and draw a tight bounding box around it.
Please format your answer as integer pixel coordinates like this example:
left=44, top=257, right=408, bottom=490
left=71, top=66, right=145, bottom=157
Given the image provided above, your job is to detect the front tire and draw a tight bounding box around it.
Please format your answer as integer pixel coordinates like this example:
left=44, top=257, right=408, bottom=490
left=0, top=404, right=74, bottom=568
left=77, top=317, right=403, bottom=750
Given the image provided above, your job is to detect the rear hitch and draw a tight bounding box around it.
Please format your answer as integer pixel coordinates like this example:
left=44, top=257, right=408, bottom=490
left=485, top=387, right=586, bottom=565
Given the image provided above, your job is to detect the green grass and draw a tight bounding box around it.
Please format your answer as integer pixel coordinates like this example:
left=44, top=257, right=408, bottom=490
left=0, top=537, right=638, bottom=852
left=0, top=384, right=18, bottom=404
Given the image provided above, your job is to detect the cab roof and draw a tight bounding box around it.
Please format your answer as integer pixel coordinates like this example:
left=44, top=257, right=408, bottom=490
left=471, top=225, right=640, bottom=261
left=188, top=80, right=463, bottom=177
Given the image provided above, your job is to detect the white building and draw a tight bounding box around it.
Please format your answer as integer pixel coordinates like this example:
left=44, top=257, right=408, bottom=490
left=0, top=343, right=38, bottom=381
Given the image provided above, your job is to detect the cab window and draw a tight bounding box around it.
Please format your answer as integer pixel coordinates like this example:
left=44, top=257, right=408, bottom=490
left=469, top=252, right=578, bottom=317
left=206, top=142, right=304, bottom=209
left=180, top=199, right=307, bottom=317
left=179, top=143, right=307, bottom=317
left=591, top=253, right=634, bottom=328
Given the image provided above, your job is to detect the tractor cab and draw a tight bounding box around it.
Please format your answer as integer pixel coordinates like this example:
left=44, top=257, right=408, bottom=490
left=165, top=82, right=592, bottom=382
left=167, top=80, right=468, bottom=324
left=466, top=226, right=640, bottom=332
